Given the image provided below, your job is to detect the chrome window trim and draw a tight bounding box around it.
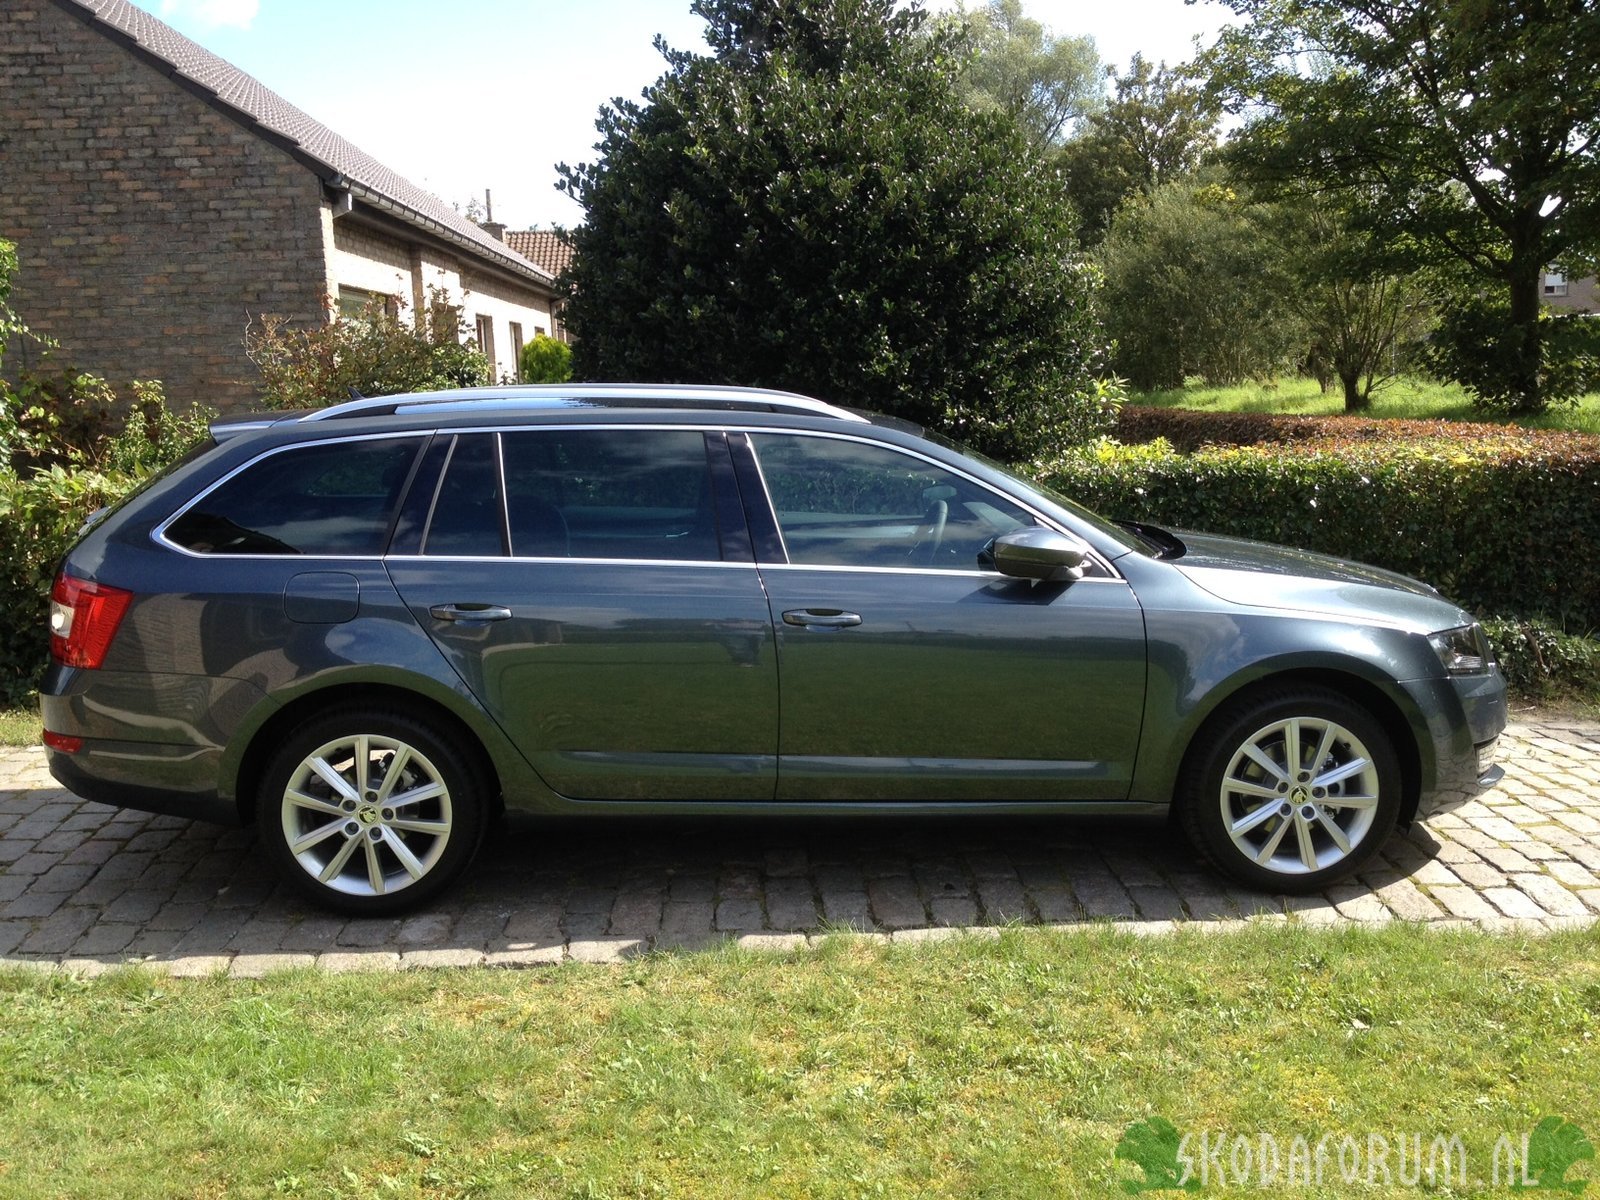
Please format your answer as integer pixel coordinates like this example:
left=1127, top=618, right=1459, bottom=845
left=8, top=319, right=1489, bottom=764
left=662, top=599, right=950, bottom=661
left=385, top=554, right=761, bottom=570
left=417, top=433, right=458, bottom=556
left=150, top=422, right=1123, bottom=579
left=754, top=562, right=1131, bottom=583
left=743, top=432, right=791, bottom=563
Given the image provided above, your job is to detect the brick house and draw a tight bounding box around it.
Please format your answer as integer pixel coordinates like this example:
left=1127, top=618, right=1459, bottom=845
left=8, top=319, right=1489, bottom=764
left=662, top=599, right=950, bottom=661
left=1, top=0, right=561, bottom=410
left=1543, top=271, right=1599, bottom=313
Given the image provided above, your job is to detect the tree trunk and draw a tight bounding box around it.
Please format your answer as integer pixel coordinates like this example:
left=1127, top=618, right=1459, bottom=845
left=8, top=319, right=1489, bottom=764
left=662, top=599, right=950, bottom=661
left=1339, top=368, right=1369, bottom=411
left=1506, top=253, right=1546, bottom=414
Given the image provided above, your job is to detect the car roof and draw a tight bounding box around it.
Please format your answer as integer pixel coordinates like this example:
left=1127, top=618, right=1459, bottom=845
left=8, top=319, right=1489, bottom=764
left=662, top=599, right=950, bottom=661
left=209, top=384, right=874, bottom=443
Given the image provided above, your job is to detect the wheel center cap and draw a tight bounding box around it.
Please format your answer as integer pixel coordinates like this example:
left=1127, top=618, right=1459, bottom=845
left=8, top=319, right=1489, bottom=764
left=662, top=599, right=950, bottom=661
left=1291, top=786, right=1311, bottom=805
left=358, top=806, right=379, bottom=825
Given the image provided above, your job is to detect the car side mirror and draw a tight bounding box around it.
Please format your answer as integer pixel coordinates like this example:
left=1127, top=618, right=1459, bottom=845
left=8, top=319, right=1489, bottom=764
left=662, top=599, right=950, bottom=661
left=986, top=527, right=1089, bottom=583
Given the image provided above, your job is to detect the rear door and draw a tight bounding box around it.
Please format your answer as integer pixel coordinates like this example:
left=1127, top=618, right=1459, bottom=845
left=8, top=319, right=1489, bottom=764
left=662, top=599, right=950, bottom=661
left=385, top=427, right=779, bottom=800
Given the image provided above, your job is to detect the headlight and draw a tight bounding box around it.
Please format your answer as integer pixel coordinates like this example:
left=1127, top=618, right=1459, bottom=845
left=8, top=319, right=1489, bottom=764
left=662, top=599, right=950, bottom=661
left=1429, top=623, right=1492, bottom=675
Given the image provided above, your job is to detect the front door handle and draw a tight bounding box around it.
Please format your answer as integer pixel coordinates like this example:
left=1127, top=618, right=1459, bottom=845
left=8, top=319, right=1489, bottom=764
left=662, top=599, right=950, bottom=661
left=782, top=608, right=862, bottom=629
left=429, top=603, right=513, bottom=623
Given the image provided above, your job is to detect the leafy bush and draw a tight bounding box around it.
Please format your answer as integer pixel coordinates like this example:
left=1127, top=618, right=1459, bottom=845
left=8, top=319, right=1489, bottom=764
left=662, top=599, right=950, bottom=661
left=518, top=333, right=573, bottom=384
left=0, top=379, right=212, bottom=704
left=93, top=380, right=215, bottom=475
left=1426, top=296, right=1600, bottom=416
left=0, top=466, right=133, bottom=704
left=247, top=289, right=489, bottom=409
left=1479, top=617, right=1600, bottom=702
left=1099, top=181, right=1304, bottom=391
left=0, top=238, right=22, bottom=371
left=2, top=364, right=127, bottom=473
left=1034, top=433, right=1600, bottom=627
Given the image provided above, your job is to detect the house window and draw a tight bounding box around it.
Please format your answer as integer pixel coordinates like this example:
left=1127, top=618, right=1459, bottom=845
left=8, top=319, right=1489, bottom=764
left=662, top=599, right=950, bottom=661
left=337, top=287, right=398, bottom=320
left=475, top=314, right=495, bottom=364
left=509, top=322, right=524, bottom=381
left=1544, top=272, right=1569, bottom=296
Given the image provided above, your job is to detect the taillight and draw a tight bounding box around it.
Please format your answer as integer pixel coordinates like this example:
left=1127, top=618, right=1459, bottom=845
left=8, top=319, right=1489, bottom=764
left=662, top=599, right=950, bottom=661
left=49, top=573, right=134, bottom=669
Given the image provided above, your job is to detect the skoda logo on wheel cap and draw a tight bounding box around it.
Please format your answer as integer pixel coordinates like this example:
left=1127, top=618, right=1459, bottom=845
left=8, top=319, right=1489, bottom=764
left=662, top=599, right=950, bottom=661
left=358, top=806, right=379, bottom=825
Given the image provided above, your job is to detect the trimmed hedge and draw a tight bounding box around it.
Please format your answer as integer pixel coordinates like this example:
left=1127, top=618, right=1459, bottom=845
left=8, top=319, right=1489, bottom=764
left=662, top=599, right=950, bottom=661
left=1113, top=404, right=1592, bottom=453
left=1035, top=434, right=1600, bottom=628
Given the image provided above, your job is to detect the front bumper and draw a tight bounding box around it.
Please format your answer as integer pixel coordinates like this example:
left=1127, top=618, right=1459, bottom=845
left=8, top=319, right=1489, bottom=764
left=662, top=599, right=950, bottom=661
left=1405, top=666, right=1509, bottom=821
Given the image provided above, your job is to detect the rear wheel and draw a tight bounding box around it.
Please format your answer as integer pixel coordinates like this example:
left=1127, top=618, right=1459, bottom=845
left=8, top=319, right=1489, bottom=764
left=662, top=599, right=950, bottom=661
left=257, top=707, right=486, bottom=915
left=1179, top=687, right=1402, bottom=894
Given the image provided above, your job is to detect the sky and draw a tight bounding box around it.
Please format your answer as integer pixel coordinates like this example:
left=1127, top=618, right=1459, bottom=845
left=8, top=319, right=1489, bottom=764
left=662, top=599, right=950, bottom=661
left=147, top=0, right=1234, bottom=232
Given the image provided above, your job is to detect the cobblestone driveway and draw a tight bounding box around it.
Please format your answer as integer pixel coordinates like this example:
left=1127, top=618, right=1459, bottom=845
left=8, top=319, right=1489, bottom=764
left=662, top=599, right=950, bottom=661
left=2, top=714, right=1597, bottom=975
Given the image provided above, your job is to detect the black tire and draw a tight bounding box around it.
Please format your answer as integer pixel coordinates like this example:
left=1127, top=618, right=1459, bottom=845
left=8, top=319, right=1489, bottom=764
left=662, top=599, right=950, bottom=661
left=256, top=706, right=488, bottom=915
left=1177, top=686, right=1402, bottom=895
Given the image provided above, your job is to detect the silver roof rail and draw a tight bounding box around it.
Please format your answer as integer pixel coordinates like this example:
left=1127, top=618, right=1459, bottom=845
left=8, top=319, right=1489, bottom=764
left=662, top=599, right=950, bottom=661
left=300, top=384, right=869, bottom=423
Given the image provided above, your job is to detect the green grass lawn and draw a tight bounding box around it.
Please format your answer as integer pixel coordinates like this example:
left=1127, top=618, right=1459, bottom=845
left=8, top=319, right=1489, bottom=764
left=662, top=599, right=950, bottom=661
left=1132, top=376, right=1600, bottom=434
left=0, top=703, right=39, bottom=747
left=2, top=925, right=1598, bottom=1198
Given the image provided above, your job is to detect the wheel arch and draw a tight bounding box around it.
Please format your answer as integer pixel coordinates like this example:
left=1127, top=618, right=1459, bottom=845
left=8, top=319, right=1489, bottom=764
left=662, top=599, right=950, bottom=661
left=230, top=682, right=504, bottom=826
left=1169, top=667, right=1425, bottom=828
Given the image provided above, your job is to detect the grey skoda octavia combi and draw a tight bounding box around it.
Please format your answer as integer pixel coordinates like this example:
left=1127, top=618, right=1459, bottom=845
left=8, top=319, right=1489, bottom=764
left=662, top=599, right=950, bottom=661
left=41, top=385, right=1507, bottom=914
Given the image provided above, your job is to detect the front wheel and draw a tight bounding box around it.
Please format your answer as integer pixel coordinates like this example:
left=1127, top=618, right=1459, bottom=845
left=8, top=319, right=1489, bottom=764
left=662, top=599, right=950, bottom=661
left=1178, top=687, right=1402, bottom=894
left=257, top=707, right=487, bottom=915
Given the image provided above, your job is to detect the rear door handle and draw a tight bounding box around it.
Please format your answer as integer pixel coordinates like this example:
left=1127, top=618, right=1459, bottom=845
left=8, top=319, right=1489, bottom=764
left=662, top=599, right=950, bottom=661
left=782, top=608, right=862, bottom=629
left=429, top=603, right=513, bottom=623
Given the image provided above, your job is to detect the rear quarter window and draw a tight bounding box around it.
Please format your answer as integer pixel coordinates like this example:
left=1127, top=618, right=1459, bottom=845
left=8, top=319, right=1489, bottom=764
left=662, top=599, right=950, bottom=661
left=163, top=436, right=423, bottom=555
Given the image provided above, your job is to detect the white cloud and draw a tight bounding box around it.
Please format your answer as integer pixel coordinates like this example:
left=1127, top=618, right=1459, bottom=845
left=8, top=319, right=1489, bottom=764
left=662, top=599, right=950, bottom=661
left=158, top=0, right=260, bottom=31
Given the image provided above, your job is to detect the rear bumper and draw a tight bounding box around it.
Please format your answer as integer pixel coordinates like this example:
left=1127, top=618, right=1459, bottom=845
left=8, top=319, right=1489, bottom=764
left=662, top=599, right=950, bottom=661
left=44, top=738, right=240, bottom=825
left=40, top=666, right=259, bottom=826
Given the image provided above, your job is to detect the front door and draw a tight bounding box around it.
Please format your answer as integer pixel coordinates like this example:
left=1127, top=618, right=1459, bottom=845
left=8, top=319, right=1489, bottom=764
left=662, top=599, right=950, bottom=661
left=740, top=431, right=1147, bottom=801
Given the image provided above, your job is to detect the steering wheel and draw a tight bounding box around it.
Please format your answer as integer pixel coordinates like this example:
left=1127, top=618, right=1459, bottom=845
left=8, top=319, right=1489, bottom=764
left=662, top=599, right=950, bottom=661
left=906, top=500, right=948, bottom=566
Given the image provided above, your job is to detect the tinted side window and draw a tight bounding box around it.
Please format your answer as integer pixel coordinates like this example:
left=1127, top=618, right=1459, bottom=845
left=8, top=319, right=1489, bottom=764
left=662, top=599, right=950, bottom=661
left=500, top=429, right=719, bottom=561
left=422, top=434, right=506, bottom=557
left=166, top=437, right=423, bottom=555
left=750, top=433, right=1032, bottom=570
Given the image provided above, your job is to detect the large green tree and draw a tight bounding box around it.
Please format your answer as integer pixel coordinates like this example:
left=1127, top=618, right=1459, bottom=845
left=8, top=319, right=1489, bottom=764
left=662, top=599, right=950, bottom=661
left=1210, top=0, right=1600, bottom=412
left=557, top=0, right=1114, bottom=459
left=1060, top=55, right=1221, bottom=244
left=1100, top=180, right=1304, bottom=389
left=943, top=0, right=1104, bottom=153
left=1268, top=201, right=1434, bottom=410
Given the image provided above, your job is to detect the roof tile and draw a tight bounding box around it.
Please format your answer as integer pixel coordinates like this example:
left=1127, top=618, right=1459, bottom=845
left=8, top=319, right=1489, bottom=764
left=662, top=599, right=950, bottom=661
left=505, top=230, right=576, bottom=279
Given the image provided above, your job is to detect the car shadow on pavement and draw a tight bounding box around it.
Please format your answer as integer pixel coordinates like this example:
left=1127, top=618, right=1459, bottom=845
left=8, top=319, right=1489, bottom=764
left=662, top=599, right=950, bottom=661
left=9, top=713, right=1600, bottom=972
left=2, top=790, right=1408, bottom=973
